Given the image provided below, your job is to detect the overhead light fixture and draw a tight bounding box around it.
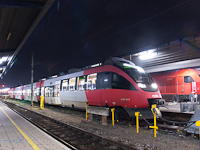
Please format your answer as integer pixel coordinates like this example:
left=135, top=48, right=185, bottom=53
left=139, top=49, right=157, bottom=60
left=7, top=33, right=11, bottom=41
left=0, top=57, right=8, bottom=64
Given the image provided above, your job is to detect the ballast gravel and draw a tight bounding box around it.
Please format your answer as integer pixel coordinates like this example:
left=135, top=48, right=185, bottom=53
left=3, top=99, right=199, bottom=150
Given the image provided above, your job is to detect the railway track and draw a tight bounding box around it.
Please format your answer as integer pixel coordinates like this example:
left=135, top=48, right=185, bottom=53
left=161, top=111, right=192, bottom=123
left=135, top=111, right=194, bottom=136
left=3, top=101, right=137, bottom=150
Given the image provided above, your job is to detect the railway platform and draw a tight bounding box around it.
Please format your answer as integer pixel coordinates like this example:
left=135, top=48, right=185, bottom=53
left=0, top=101, right=70, bottom=150
left=160, top=102, right=194, bottom=114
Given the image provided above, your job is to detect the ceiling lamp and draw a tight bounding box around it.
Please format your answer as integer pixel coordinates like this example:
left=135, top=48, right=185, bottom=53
left=139, top=49, right=157, bottom=60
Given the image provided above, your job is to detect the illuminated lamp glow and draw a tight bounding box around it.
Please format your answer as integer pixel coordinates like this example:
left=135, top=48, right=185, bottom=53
left=52, top=75, right=57, bottom=78
left=0, top=88, right=10, bottom=92
left=134, top=66, right=145, bottom=73
left=80, top=80, right=85, bottom=85
left=0, top=57, right=8, bottom=64
left=138, top=83, right=146, bottom=88
left=139, top=49, right=157, bottom=60
left=42, top=78, right=46, bottom=81
left=123, top=63, right=134, bottom=68
left=151, top=83, right=158, bottom=88
left=91, top=63, right=102, bottom=67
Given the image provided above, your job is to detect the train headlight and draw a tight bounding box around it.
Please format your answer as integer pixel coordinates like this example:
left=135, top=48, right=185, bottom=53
left=151, top=83, right=158, bottom=89
left=138, top=83, right=146, bottom=88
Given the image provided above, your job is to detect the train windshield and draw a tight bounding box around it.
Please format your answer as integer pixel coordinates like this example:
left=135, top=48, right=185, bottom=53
left=120, top=63, right=158, bottom=92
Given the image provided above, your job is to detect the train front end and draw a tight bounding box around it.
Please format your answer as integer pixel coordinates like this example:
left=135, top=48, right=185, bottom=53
left=109, top=57, right=165, bottom=118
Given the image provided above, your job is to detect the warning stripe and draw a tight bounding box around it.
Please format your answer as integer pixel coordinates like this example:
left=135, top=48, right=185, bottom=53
left=0, top=106, right=40, bottom=150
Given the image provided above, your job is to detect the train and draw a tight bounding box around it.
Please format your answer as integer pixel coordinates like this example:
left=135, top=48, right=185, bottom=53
left=7, top=57, right=164, bottom=118
left=151, top=68, right=200, bottom=102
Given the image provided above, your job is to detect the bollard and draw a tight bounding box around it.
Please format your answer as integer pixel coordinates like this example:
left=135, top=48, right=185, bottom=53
left=196, top=120, right=200, bottom=139
left=135, top=112, right=141, bottom=133
left=111, top=108, right=115, bottom=126
left=85, top=101, right=88, bottom=121
left=40, top=95, right=44, bottom=109
left=149, top=104, right=158, bottom=138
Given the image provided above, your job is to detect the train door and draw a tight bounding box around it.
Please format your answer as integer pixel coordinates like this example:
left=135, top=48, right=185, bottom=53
left=54, top=81, right=61, bottom=105
left=85, top=73, right=101, bottom=106
left=44, top=86, right=54, bottom=104
left=177, top=76, right=184, bottom=95
left=101, top=72, right=133, bottom=107
left=100, top=72, right=112, bottom=106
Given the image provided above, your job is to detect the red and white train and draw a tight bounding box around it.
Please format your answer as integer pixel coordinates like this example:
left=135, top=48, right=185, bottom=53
left=151, top=68, right=200, bottom=102
left=7, top=57, right=164, bottom=117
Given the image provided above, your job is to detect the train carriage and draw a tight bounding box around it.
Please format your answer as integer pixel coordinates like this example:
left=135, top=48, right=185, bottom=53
left=43, top=78, right=62, bottom=105
left=15, top=86, right=23, bottom=100
left=23, top=84, right=31, bottom=101
left=8, top=88, right=15, bottom=99
left=151, top=68, right=200, bottom=102
left=8, top=57, right=164, bottom=118
left=59, top=71, right=89, bottom=108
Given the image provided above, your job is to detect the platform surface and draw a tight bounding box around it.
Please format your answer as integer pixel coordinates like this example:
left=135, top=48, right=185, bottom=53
left=0, top=101, right=71, bottom=150
left=160, top=102, right=194, bottom=114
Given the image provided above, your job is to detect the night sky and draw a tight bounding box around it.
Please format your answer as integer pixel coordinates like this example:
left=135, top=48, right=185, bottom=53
left=2, top=0, right=200, bottom=87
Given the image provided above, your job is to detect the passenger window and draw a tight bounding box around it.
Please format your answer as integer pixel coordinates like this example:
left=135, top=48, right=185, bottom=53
left=112, top=73, right=137, bottom=90
left=184, top=76, right=194, bottom=83
left=57, top=84, right=60, bottom=97
left=49, top=87, right=54, bottom=97
left=62, top=79, right=69, bottom=91
left=55, top=84, right=59, bottom=97
left=77, top=76, right=86, bottom=90
left=69, top=77, right=76, bottom=91
left=36, top=88, right=40, bottom=96
left=45, top=87, right=49, bottom=97
left=87, top=73, right=97, bottom=90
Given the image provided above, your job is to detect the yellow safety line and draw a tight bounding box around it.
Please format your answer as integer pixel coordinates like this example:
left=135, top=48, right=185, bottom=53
left=0, top=106, right=40, bottom=150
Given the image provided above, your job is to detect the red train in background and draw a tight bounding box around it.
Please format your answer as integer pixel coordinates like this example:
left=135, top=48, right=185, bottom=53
left=151, top=68, right=200, bottom=102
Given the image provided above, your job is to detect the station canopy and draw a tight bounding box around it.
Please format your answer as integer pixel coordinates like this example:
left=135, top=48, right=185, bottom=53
left=0, top=0, right=55, bottom=79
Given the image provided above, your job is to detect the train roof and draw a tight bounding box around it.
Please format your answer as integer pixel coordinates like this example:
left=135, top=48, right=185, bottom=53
left=151, top=68, right=200, bottom=77
left=12, top=57, right=136, bottom=88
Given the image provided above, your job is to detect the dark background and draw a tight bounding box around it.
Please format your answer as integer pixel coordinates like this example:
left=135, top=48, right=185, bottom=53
left=2, top=0, right=200, bottom=87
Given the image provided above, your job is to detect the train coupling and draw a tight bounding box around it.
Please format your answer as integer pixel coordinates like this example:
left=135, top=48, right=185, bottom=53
left=148, top=99, right=165, bottom=108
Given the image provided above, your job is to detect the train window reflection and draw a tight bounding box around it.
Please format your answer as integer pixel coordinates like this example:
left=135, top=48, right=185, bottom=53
left=45, top=87, right=54, bottom=97
left=62, top=79, right=69, bottom=91
left=36, top=88, right=40, bottom=96
left=45, top=87, right=49, bottom=97
left=69, top=77, right=76, bottom=91
left=55, top=84, right=60, bottom=97
left=184, top=76, right=194, bottom=83
left=87, top=73, right=97, bottom=90
left=77, top=76, right=86, bottom=90
left=112, top=73, right=137, bottom=90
